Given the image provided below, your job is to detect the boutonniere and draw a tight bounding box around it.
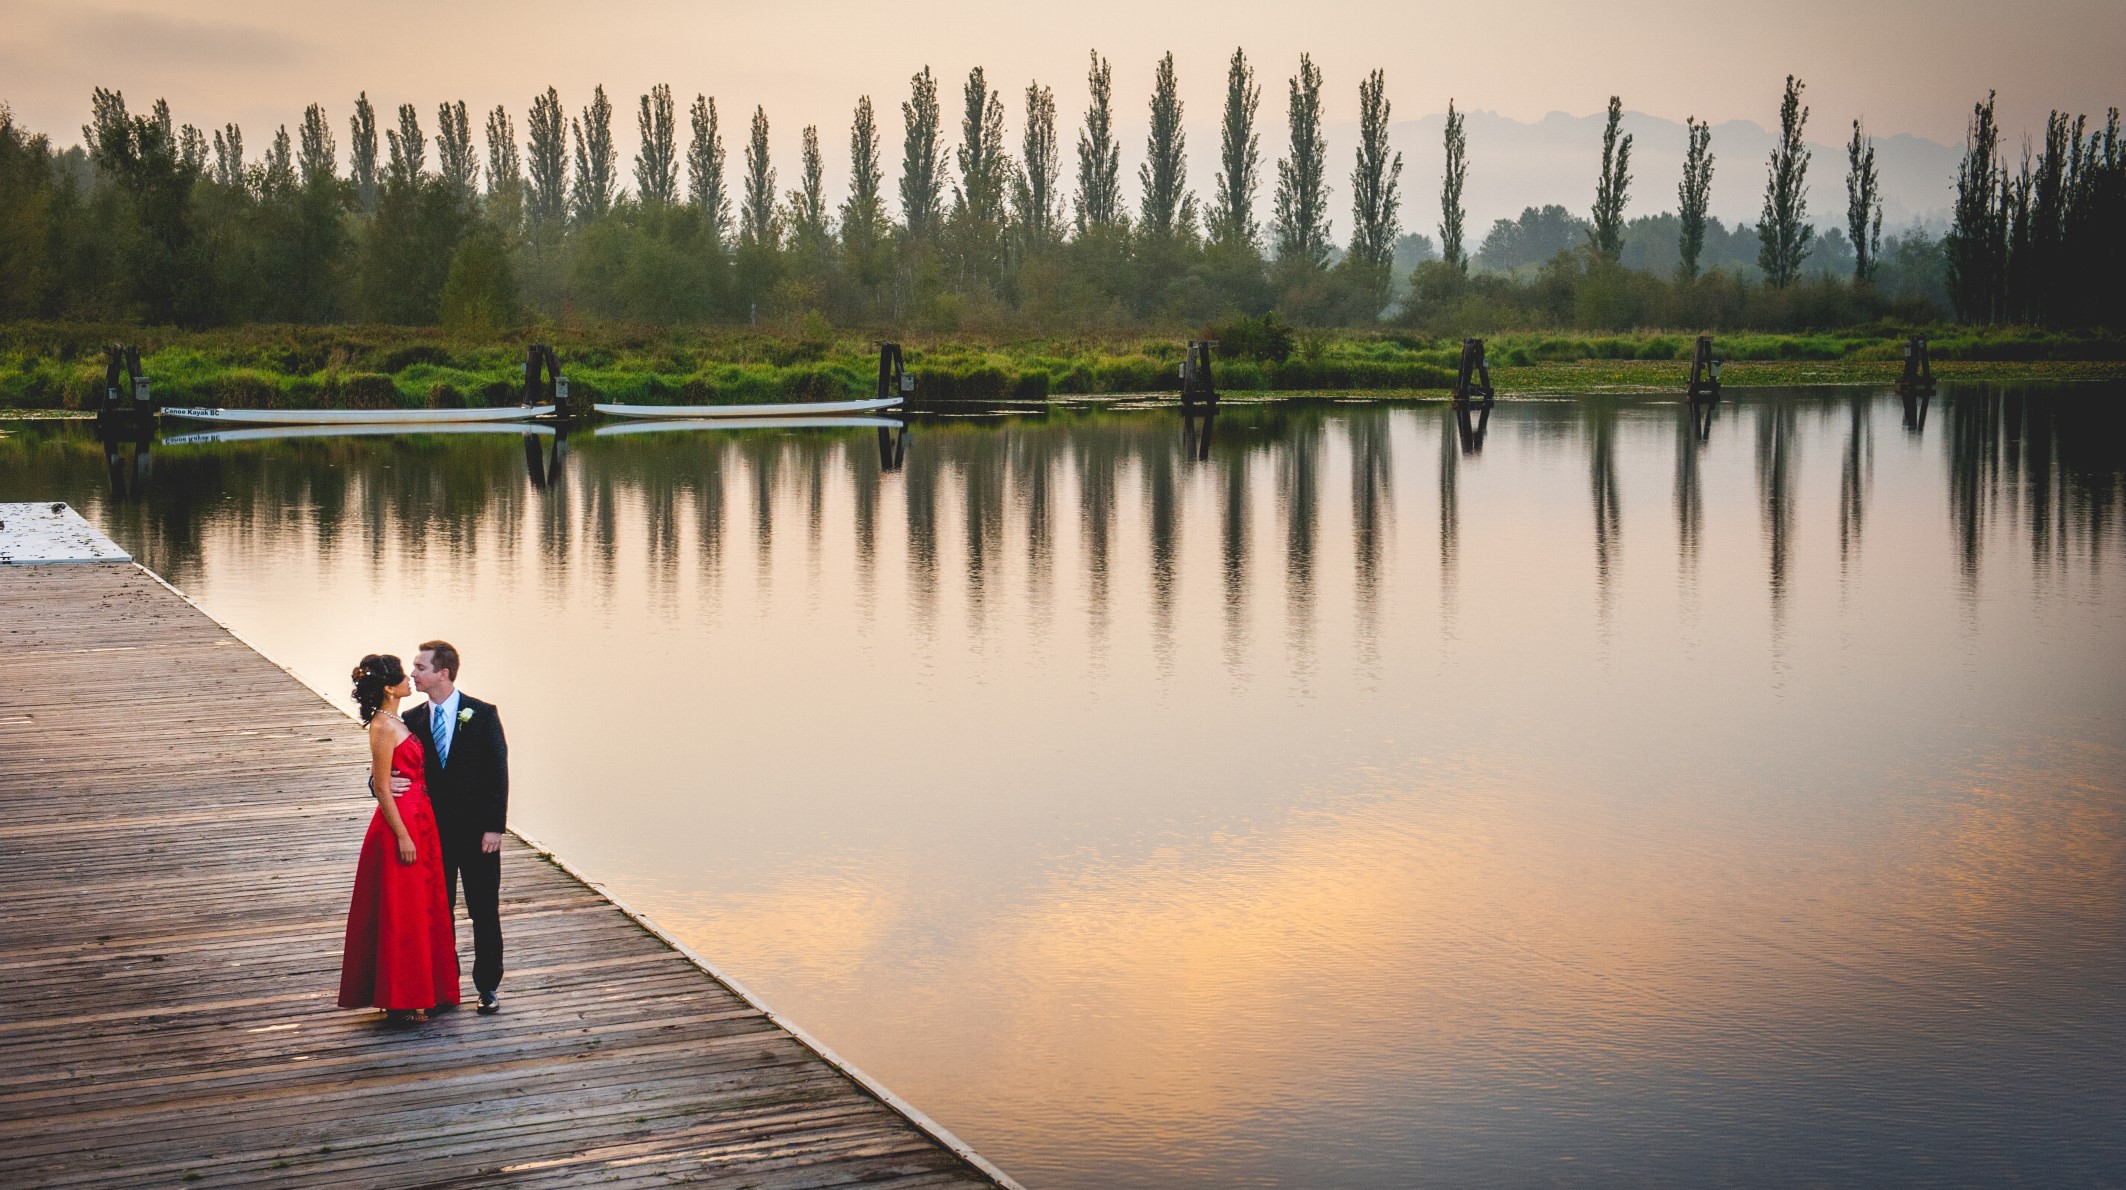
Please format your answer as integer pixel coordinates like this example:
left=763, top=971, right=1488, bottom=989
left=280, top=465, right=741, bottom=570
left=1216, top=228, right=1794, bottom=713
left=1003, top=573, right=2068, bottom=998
left=458, top=708, right=475, bottom=725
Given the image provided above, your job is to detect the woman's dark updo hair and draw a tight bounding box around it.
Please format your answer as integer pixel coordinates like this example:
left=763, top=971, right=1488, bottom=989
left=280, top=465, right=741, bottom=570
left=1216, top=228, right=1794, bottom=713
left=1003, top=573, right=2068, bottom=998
left=350, top=654, right=405, bottom=725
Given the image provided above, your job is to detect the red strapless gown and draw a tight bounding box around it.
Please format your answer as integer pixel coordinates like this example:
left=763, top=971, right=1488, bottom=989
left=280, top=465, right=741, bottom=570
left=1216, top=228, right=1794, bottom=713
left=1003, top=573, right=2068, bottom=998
left=337, top=733, right=461, bottom=1010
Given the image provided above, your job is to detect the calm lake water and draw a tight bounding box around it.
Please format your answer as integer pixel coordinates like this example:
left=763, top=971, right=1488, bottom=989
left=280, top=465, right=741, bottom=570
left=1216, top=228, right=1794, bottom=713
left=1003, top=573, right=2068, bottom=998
left=5, top=388, right=2124, bottom=1188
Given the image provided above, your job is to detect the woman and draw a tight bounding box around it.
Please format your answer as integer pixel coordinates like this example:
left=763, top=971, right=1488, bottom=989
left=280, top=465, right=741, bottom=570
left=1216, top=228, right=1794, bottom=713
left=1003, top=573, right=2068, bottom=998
left=337, top=653, right=461, bottom=1022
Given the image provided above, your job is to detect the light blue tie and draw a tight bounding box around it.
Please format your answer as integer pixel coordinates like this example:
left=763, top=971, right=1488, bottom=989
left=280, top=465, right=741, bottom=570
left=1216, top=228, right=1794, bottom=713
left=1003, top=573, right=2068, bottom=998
left=433, top=703, right=451, bottom=766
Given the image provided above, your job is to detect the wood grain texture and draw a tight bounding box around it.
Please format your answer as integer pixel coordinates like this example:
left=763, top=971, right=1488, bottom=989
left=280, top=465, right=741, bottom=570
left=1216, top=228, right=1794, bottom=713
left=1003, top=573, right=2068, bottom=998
left=0, top=563, right=1007, bottom=1189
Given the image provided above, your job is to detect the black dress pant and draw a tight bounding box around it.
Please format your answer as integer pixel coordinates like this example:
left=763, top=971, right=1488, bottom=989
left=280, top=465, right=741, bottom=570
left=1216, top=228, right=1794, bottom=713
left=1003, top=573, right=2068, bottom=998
left=441, top=830, right=504, bottom=994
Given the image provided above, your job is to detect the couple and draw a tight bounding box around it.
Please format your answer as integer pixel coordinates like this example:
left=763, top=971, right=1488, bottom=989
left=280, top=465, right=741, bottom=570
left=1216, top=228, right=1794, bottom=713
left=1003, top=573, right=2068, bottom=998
left=336, top=641, right=509, bottom=1024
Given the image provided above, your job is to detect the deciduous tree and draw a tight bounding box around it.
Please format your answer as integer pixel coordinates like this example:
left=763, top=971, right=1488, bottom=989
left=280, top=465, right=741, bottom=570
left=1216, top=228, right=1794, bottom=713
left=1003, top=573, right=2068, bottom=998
left=1757, top=75, right=1813, bottom=288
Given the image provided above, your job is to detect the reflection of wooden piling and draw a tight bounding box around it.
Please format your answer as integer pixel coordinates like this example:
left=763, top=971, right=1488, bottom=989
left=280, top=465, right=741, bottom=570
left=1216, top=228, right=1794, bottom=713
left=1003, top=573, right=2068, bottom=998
left=876, top=422, right=909, bottom=471
left=1451, top=338, right=1494, bottom=406
left=98, top=345, right=154, bottom=435
left=1181, top=406, right=1216, bottom=461
left=1689, top=396, right=1717, bottom=444
left=876, top=342, right=913, bottom=404
left=1686, top=335, right=1721, bottom=403
left=1895, top=335, right=1936, bottom=397
left=527, top=344, right=585, bottom=423
left=1454, top=400, right=1489, bottom=454
left=1180, top=340, right=1218, bottom=412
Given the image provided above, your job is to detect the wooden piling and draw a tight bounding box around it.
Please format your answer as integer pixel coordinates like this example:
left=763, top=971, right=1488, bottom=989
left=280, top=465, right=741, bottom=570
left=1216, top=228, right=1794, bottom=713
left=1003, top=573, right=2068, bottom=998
left=1180, top=340, right=1219, bottom=412
left=1451, top=338, right=1494, bottom=406
left=1686, top=335, right=1722, bottom=403
left=97, top=345, right=154, bottom=437
left=876, top=342, right=912, bottom=403
left=1895, top=335, right=1937, bottom=397
left=526, top=344, right=586, bottom=424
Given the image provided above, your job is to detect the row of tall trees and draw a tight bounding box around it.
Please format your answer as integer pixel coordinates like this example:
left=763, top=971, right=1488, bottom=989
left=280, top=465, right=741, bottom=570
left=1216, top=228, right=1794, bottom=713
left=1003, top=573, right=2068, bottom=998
left=1, top=65, right=2117, bottom=332
left=1945, top=93, right=2125, bottom=328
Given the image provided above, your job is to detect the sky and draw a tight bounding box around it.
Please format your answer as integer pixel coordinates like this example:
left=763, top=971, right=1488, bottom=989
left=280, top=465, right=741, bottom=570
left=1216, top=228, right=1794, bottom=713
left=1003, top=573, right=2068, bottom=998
left=2, top=0, right=2119, bottom=231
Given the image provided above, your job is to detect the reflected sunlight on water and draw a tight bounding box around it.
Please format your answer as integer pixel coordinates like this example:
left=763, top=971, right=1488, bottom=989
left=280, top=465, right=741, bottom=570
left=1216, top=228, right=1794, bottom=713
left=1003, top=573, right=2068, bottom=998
left=5, top=386, right=2122, bottom=1187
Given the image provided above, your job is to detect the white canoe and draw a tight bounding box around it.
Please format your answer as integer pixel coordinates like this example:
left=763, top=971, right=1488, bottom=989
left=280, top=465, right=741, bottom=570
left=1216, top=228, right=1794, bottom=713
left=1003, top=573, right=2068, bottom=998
left=160, top=405, right=553, bottom=427
left=593, top=416, right=904, bottom=438
left=163, top=423, right=556, bottom=446
left=594, top=396, right=902, bottom=420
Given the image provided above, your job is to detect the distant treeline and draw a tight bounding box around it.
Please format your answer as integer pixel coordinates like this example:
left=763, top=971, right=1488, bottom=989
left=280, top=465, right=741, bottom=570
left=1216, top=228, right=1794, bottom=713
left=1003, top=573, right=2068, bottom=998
left=0, top=60, right=2118, bottom=335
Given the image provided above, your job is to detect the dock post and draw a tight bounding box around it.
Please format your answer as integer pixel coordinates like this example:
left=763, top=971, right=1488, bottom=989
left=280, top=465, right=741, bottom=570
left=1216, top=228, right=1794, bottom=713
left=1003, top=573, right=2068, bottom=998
left=877, top=342, right=913, bottom=404
left=1895, top=335, right=1936, bottom=398
left=98, top=345, right=153, bottom=436
left=1687, top=335, right=1722, bottom=403
left=527, top=344, right=585, bottom=423
left=1451, top=337, right=1494, bottom=406
left=1180, top=340, right=1219, bottom=413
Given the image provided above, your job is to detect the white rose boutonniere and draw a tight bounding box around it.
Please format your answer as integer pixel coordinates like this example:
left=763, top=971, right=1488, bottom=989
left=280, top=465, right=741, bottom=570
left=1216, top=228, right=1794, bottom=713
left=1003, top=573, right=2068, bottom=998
left=458, top=708, right=475, bottom=725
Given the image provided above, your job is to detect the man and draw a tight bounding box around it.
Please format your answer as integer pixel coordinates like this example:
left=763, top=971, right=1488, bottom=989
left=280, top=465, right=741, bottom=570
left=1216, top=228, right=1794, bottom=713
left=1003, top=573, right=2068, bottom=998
left=401, top=640, right=510, bottom=1014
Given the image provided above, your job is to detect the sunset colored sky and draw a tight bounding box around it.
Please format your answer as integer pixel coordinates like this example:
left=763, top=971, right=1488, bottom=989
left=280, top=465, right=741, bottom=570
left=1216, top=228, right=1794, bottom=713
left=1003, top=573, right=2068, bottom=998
left=2, top=0, right=2117, bottom=225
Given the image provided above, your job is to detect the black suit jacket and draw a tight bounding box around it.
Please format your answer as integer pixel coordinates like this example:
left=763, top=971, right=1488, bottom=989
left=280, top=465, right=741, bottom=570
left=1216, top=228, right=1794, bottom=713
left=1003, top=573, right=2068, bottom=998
left=407, top=694, right=509, bottom=840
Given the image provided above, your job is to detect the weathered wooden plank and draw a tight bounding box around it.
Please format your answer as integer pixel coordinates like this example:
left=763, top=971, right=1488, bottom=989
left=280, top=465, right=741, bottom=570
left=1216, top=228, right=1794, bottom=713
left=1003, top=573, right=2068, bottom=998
left=0, top=563, right=1012, bottom=1189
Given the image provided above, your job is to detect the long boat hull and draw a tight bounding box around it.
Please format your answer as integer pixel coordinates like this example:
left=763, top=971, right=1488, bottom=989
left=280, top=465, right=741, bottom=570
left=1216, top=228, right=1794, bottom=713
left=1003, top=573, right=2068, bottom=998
left=160, top=405, right=554, bottom=427
left=594, top=397, right=903, bottom=420
left=592, top=416, right=904, bottom=437
left=162, top=423, right=557, bottom=446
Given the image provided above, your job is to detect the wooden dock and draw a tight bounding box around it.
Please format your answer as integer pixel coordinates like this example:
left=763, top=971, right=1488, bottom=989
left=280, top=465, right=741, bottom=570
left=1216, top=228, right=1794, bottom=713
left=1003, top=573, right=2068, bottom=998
left=0, top=559, right=1015, bottom=1189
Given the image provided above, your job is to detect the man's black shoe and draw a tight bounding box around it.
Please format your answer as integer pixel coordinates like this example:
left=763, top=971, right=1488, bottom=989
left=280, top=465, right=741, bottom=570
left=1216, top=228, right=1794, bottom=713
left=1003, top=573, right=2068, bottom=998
left=477, top=991, right=501, bottom=1015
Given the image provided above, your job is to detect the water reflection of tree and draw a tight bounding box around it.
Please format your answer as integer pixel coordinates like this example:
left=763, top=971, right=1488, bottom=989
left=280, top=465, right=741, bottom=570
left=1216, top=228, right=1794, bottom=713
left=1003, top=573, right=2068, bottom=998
left=1278, top=413, right=1322, bottom=690
left=13, top=392, right=2118, bottom=685
left=1838, top=394, right=1872, bottom=586
left=1586, top=399, right=1621, bottom=637
left=1673, top=402, right=1704, bottom=614
left=1755, top=399, right=1799, bottom=651
left=1946, top=388, right=2125, bottom=595
left=1348, top=412, right=1394, bottom=679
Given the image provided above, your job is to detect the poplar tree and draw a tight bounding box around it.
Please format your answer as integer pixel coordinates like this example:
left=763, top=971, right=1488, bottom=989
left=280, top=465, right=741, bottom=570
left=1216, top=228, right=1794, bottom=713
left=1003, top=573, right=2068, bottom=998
left=785, top=124, right=829, bottom=254
left=840, top=95, right=890, bottom=307
left=899, top=67, right=944, bottom=242
left=485, top=108, right=519, bottom=191
left=1013, top=82, right=1060, bottom=245
left=1273, top=53, right=1330, bottom=270
left=1589, top=95, right=1632, bottom=260
left=526, top=88, right=568, bottom=231
left=212, top=123, right=244, bottom=189
left=1439, top=99, right=1467, bottom=271
left=1209, top=47, right=1261, bottom=247
left=178, top=123, right=208, bottom=174
left=261, top=126, right=295, bottom=196
left=951, top=66, right=1010, bottom=287
left=385, top=104, right=425, bottom=189
left=349, top=93, right=378, bottom=212
left=1757, top=74, right=1813, bottom=288
left=570, top=85, right=616, bottom=223
left=740, top=105, right=775, bottom=247
left=635, top=84, right=678, bottom=206
left=1074, top=51, right=1122, bottom=232
left=1845, top=118, right=1882, bottom=282
left=840, top=96, right=885, bottom=247
left=435, top=101, right=478, bottom=196
left=485, top=105, right=522, bottom=231
left=1138, top=52, right=1193, bottom=237
left=686, top=95, right=730, bottom=246
left=1945, top=91, right=2005, bottom=322
left=297, top=104, right=335, bottom=185
left=1348, top=68, right=1401, bottom=268
left=953, top=67, right=1009, bottom=228
left=1677, top=115, right=1713, bottom=278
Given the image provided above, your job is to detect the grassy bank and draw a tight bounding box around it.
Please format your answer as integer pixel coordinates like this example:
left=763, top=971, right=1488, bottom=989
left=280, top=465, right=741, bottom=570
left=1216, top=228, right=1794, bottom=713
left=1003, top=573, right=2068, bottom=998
left=1, top=323, right=2120, bottom=411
